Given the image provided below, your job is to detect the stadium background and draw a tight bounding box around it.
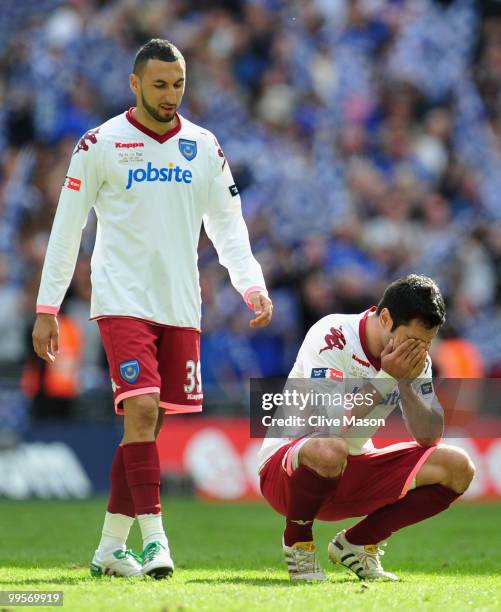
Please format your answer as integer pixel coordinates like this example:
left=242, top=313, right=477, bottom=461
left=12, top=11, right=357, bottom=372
left=0, top=0, right=500, bottom=502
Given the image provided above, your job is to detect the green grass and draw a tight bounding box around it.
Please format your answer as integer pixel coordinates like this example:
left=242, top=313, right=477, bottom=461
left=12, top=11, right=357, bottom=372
left=0, top=499, right=499, bottom=611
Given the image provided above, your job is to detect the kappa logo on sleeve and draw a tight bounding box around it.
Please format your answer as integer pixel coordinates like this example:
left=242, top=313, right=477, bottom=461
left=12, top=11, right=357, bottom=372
left=319, top=326, right=346, bottom=354
left=214, top=138, right=226, bottom=171
left=420, top=382, right=433, bottom=395
left=229, top=184, right=239, bottom=197
left=64, top=176, right=82, bottom=191
left=74, top=128, right=100, bottom=154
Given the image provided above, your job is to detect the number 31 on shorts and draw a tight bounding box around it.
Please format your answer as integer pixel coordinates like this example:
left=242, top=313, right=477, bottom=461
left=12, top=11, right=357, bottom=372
left=184, top=360, right=202, bottom=393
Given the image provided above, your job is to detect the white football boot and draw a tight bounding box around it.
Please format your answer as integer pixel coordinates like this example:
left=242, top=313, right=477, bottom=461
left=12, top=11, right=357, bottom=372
left=283, top=539, right=326, bottom=582
left=141, top=540, right=174, bottom=579
left=328, top=529, right=399, bottom=581
left=90, top=548, right=142, bottom=577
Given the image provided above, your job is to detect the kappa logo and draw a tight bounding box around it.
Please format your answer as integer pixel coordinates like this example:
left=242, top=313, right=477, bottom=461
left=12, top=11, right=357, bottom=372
left=352, top=354, right=370, bottom=368
left=319, top=326, right=346, bottom=354
left=214, top=138, right=226, bottom=170
left=290, top=519, right=313, bottom=525
left=110, top=378, right=121, bottom=393
left=115, top=141, right=144, bottom=149
left=74, top=128, right=100, bottom=154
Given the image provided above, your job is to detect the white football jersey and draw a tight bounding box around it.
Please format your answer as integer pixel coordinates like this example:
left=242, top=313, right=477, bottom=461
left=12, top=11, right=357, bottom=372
left=36, top=109, right=267, bottom=327
left=257, top=307, right=436, bottom=470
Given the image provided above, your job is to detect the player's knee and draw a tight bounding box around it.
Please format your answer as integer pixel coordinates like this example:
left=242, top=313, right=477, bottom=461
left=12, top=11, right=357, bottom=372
left=124, top=393, right=159, bottom=437
left=301, top=438, right=348, bottom=478
left=444, top=446, right=475, bottom=493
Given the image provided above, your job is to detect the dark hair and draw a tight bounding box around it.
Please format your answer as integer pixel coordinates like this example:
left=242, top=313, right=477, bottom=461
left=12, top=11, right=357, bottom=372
left=376, top=274, right=446, bottom=330
left=133, top=39, right=184, bottom=75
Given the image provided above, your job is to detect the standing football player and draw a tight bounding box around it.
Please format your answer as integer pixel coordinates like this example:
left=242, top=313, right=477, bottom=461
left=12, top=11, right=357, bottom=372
left=258, top=275, right=474, bottom=582
left=33, top=39, right=272, bottom=579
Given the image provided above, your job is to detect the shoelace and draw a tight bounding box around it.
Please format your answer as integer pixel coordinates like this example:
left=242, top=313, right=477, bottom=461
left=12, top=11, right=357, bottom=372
left=114, top=548, right=142, bottom=563
left=359, top=543, right=387, bottom=572
left=126, top=549, right=143, bottom=564
left=142, top=542, right=163, bottom=564
left=291, top=548, right=320, bottom=573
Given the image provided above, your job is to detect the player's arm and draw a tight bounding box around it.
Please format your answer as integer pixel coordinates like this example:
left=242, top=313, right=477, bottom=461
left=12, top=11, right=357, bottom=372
left=398, top=356, right=444, bottom=447
left=33, top=132, right=102, bottom=362
left=202, top=138, right=272, bottom=328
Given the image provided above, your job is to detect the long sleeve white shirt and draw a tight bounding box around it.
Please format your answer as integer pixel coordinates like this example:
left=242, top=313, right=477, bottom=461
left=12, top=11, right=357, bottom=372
left=37, top=109, right=267, bottom=328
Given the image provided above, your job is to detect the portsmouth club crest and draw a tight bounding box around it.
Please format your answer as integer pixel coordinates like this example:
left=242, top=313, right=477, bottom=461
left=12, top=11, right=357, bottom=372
left=179, top=139, right=197, bottom=161
left=119, top=359, right=140, bottom=383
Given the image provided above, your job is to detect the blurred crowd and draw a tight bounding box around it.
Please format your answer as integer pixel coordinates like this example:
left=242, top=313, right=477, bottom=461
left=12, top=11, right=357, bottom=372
left=1, top=0, right=501, bottom=420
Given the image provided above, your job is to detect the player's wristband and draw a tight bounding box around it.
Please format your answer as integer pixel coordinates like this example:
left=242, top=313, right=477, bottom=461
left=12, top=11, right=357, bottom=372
left=243, top=286, right=268, bottom=310
left=372, top=369, right=398, bottom=397
left=36, top=305, right=59, bottom=315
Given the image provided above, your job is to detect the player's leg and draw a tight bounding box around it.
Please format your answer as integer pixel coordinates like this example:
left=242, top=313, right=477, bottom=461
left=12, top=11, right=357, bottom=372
left=92, top=317, right=165, bottom=578
left=287, top=437, right=348, bottom=544
left=122, top=393, right=174, bottom=579
left=281, top=436, right=347, bottom=581
left=329, top=443, right=475, bottom=581
left=91, top=442, right=140, bottom=577
left=344, top=444, right=475, bottom=545
left=413, top=443, right=475, bottom=493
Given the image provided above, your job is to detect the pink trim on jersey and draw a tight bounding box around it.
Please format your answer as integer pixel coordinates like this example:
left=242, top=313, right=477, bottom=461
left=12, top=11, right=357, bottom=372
left=91, top=314, right=201, bottom=333
left=36, top=305, right=59, bottom=315
left=282, top=434, right=321, bottom=476
left=359, top=306, right=381, bottom=371
left=125, top=108, right=182, bottom=143
left=115, top=387, right=161, bottom=410
left=399, top=445, right=436, bottom=498
left=159, top=401, right=203, bottom=415
left=243, top=286, right=268, bottom=309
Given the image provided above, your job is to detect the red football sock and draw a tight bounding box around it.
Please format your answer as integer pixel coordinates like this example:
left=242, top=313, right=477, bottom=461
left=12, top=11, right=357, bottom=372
left=346, top=484, right=460, bottom=545
left=122, top=441, right=161, bottom=516
left=107, top=445, right=135, bottom=517
left=284, top=465, right=339, bottom=546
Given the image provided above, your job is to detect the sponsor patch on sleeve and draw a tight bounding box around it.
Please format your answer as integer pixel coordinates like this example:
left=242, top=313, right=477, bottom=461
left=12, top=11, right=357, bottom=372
left=311, top=367, right=344, bottom=381
left=229, top=184, right=239, bottom=197
left=420, top=382, right=433, bottom=395
left=327, top=367, right=344, bottom=381
left=64, top=176, right=82, bottom=192
left=311, top=368, right=327, bottom=378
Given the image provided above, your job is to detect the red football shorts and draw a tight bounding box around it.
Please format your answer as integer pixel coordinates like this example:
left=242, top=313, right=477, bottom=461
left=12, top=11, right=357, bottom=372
left=97, top=317, right=203, bottom=415
left=260, top=440, right=436, bottom=521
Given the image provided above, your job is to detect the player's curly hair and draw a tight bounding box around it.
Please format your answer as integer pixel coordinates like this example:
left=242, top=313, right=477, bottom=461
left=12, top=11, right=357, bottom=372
left=376, top=274, right=446, bottom=331
left=133, top=39, right=185, bottom=75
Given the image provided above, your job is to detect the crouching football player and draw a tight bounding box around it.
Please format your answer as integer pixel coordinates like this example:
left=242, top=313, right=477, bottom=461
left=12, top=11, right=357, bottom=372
left=258, top=275, right=475, bottom=581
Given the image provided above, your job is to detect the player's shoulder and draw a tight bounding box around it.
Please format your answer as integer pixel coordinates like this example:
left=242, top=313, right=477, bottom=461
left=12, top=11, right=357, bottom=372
left=72, top=112, right=129, bottom=155
left=179, top=116, right=222, bottom=157
left=179, top=116, right=214, bottom=145
left=303, top=312, right=360, bottom=353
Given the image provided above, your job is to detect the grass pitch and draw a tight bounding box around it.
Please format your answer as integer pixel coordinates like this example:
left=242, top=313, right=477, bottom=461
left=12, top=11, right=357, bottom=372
left=0, top=498, right=499, bottom=611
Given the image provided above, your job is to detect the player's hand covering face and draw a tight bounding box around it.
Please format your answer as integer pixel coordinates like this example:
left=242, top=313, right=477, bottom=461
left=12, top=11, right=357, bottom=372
left=381, top=319, right=438, bottom=381
left=248, top=291, right=273, bottom=328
